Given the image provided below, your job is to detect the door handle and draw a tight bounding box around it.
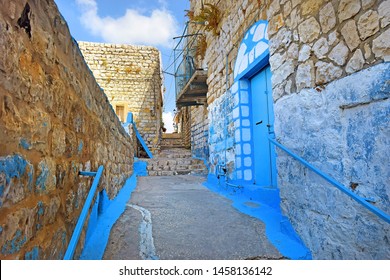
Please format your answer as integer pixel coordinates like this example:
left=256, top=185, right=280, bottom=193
left=256, top=121, right=263, bottom=125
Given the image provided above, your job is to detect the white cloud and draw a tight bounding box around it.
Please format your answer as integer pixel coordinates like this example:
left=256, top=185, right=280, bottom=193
left=163, top=112, right=174, bottom=133
left=76, top=0, right=178, bottom=47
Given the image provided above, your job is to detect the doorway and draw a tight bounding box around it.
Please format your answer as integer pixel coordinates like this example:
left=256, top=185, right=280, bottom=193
left=250, top=65, right=276, bottom=186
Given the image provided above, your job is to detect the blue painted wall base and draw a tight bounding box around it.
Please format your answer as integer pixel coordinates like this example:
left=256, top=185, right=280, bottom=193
left=79, top=160, right=147, bottom=259
left=204, top=174, right=312, bottom=260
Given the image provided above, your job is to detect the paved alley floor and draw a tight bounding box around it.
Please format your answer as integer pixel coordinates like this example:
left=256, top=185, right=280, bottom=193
left=103, top=175, right=283, bottom=260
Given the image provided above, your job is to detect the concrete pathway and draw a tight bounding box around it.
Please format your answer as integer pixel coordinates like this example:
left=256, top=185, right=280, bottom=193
left=103, top=175, right=282, bottom=260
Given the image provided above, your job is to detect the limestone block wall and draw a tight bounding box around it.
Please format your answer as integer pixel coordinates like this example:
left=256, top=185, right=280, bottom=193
left=189, top=0, right=389, bottom=259
left=0, top=0, right=133, bottom=259
left=190, top=105, right=209, bottom=161
left=78, top=42, right=163, bottom=155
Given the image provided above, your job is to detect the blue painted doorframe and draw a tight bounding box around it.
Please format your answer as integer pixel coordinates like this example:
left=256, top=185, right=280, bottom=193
left=250, top=65, right=276, bottom=186
left=231, top=20, right=277, bottom=185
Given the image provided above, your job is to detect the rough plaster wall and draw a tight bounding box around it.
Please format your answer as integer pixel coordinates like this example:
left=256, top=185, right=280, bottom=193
left=0, top=0, right=134, bottom=259
left=268, top=0, right=390, bottom=259
left=275, top=63, right=390, bottom=259
left=190, top=0, right=390, bottom=259
left=78, top=42, right=163, bottom=155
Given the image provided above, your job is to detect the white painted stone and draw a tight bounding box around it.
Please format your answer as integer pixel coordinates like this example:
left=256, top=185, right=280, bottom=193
left=313, top=37, right=329, bottom=59
left=242, top=128, right=251, bottom=141
left=265, top=24, right=269, bottom=40
left=233, top=107, right=240, bottom=119
left=234, top=119, right=240, bottom=129
left=234, top=43, right=247, bottom=77
left=235, top=129, right=241, bottom=142
left=249, top=48, right=255, bottom=64
left=250, top=25, right=256, bottom=35
left=298, top=17, right=321, bottom=43
left=319, top=2, right=336, bottom=33
left=346, top=49, right=365, bottom=74
left=234, top=92, right=240, bottom=106
left=255, top=42, right=269, bottom=59
left=341, top=20, right=361, bottom=51
left=238, top=54, right=249, bottom=74
left=372, top=28, right=390, bottom=61
left=244, top=169, right=252, bottom=181
left=244, top=157, right=252, bottom=167
left=357, top=10, right=379, bottom=40
left=338, top=0, right=361, bottom=23
left=315, top=61, right=343, bottom=84
left=329, top=41, right=350, bottom=66
left=235, top=144, right=241, bottom=156
left=241, top=105, right=249, bottom=117
left=241, top=90, right=249, bottom=104
left=242, top=119, right=250, bottom=127
left=231, top=81, right=239, bottom=93
left=379, top=0, right=390, bottom=28
left=240, top=80, right=249, bottom=89
left=253, top=23, right=266, bottom=42
left=296, top=60, right=315, bottom=91
left=298, top=44, right=311, bottom=62
left=243, top=143, right=251, bottom=155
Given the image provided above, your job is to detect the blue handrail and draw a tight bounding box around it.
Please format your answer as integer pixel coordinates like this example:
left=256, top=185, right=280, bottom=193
left=64, top=165, right=104, bottom=260
left=268, top=137, right=390, bottom=224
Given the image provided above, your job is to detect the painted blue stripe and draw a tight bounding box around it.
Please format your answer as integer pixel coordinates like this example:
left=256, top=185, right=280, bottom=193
left=64, top=165, right=104, bottom=260
left=133, top=124, right=153, bottom=159
left=269, top=137, right=390, bottom=224
left=79, top=171, right=97, bottom=177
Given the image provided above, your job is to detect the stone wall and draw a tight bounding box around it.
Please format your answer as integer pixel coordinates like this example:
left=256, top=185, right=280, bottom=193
left=190, top=105, right=209, bottom=161
left=78, top=42, right=163, bottom=155
left=0, top=0, right=134, bottom=259
left=188, top=0, right=390, bottom=259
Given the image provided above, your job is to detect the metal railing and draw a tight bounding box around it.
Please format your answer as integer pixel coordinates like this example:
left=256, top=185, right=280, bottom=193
left=174, top=23, right=202, bottom=98
left=268, top=137, right=390, bottom=224
left=64, top=165, right=104, bottom=260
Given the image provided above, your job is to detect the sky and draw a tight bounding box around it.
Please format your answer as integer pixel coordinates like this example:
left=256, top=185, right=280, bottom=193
left=54, top=0, right=190, bottom=132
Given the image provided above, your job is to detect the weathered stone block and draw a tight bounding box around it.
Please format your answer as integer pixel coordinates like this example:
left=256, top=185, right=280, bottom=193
left=372, top=28, right=390, bottom=61
left=341, top=20, right=361, bottom=51
left=378, top=0, right=390, bottom=28
left=313, top=37, right=329, bottom=59
left=315, top=61, right=343, bottom=84
left=298, top=17, right=321, bottom=43
left=338, top=0, right=361, bottom=22
left=296, top=60, right=315, bottom=91
left=357, top=10, right=379, bottom=40
left=346, top=49, right=365, bottom=73
left=329, top=41, right=350, bottom=66
left=298, top=44, right=311, bottom=62
left=319, top=2, right=336, bottom=34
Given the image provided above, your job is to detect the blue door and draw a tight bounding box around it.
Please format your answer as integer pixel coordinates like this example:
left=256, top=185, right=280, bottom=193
left=250, top=65, right=276, bottom=186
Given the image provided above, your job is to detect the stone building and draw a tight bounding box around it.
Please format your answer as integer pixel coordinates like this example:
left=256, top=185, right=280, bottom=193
left=176, top=0, right=390, bottom=259
left=78, top=42, right=163, bottom=155
left=0, top=1, right=134, bottom=259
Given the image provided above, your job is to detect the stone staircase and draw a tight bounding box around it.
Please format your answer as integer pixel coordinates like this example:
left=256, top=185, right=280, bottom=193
left=144, top=134, right=208, bottom=176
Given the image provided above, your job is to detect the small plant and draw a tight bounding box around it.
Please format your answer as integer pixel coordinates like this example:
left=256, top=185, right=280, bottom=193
left=101, top=58, right=107, bottom=67
left=186, top=4, right=221, bottom=36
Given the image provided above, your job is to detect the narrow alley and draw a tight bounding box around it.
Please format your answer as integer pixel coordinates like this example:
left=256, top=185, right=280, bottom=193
left=103, top=175, right=282, bottom=260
